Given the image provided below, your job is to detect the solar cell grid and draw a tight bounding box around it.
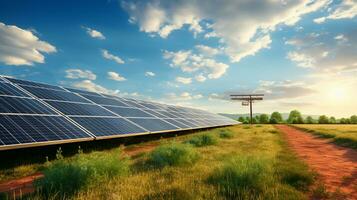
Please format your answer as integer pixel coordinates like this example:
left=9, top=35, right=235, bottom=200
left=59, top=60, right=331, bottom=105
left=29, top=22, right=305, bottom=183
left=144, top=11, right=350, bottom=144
left=80, top=94, right=130, bottom=107
left=46, top=101, right=116, bottom=116
left=0, top=96, right=56, bottom=114
left=71, top=117, right=146, bottom=137
left=65, top=88, right=102, bottom=97
left=21, top=86, right=90, bottom=103
left=6, top=77, right=66, bottom=91
left=127, top=118, right=179, bottom=132
left=0, top=82, right=29, bottom=97
left=104, top=106, right=154, bottom=118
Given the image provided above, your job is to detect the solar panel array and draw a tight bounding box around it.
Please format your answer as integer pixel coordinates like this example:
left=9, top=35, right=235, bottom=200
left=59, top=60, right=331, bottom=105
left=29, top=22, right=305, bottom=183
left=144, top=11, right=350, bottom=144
left=0, top=76, right=238, bottom=150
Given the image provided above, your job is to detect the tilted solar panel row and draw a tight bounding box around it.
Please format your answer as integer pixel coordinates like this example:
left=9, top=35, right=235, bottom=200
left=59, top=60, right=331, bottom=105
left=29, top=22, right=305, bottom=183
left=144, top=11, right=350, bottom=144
left=0, top=76, right=238, bottom=150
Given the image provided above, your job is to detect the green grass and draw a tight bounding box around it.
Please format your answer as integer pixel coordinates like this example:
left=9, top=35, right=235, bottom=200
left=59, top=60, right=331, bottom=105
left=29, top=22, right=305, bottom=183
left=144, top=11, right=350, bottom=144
left=34, top=149, right=129, bottom=199
left=292, top=124, right=357, bottom=149
left=147, top=142, right=199, bottom=168
left=4, top=125, right=315, bottom=200
left=185, top=133, right=218, bottom=147
left=219, top=130, right=234, bottom=138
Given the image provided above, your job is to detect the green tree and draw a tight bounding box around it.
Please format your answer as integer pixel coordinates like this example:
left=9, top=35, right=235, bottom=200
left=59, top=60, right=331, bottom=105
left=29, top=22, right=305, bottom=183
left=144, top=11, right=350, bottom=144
left=339, top=118, right=346, bottom=124
left=238, top=117, right=245, bottom=123
left=305, top=116, right=314, bottom=124
left=252, top=117, right=258, bottom=124
left=269, top=112, right=283, bottom=124
left=350, top=115, right=357, bottom=124
left=288, top=110, right=304, bottom=124
left=259, top=114, right=269, bottom=124
left=318, top=115, right=329, bottom=124
left=329, top=117, right=336, bottom=124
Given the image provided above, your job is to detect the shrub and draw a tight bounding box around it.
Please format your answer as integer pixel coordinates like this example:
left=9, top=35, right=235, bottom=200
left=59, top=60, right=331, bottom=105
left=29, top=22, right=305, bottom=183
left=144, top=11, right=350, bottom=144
left=148, top=143, right=199, bottom=168
left=259, top=114, right=269, bottom=124
left=186, top=134, right=218, bottom=147
left=305, top=116, right=315, bottom=124
left=208, top=156, right=272, bottom=199
left=270, top=112, right=283, bottom=124
left=35, top=149, right=129, bottom=198
left=318, top=115, right=329, bottom=124
left=219, top=130, right=234, bottom=139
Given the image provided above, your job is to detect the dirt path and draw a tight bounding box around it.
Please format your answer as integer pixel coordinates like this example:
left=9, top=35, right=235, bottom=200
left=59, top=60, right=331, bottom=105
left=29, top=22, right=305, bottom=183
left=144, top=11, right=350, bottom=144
left=0, top=143, right=159, bottom=198
left=276, top=125, right=357, bottom=199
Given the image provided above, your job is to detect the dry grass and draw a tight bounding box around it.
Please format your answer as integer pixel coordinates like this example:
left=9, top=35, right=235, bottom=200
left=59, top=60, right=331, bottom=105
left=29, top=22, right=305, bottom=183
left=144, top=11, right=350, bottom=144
left=293, top=124, right=357, bottom=149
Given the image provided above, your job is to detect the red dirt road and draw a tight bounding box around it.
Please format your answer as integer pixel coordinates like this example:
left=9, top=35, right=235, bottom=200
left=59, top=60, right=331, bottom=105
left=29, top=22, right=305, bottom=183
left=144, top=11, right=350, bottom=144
left=276, top=125, right=357, bottom=199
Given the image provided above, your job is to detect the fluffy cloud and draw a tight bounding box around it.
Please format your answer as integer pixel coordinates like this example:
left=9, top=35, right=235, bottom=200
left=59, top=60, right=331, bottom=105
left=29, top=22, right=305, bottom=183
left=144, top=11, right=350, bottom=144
left=195, top=45, right=220, bottom=57
left=108, top=71, right=127, bottom=81
left=83, top=26, right=105, bottom=40
left=166, top=92, right=203, bottom=101
left=314, top=0, right=357, bottom=23
left=123, top=0, right=329, bottom=62
left=255, top=80, right=316, bottom=100
left=145, top=71, right=155, bottom=76
left=65, top=69, right=96, bottom=80
left=286, top=28, right=357, bottom=74
left=175, top=76, right=192, bottom=84
left=0, top=22, right=56, bottom=66
left=195, top=74, right=206, bottom=82
left=102, top=49, right=124, bottom=64
left=164, top=50, right=228, bottom=79
left=72, top=80, right=119, bottom=95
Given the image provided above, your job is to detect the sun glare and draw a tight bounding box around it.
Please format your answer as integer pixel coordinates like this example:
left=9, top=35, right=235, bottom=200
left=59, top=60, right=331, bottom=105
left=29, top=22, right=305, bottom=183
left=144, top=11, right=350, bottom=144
left=328, top=87, right=347, bottom=102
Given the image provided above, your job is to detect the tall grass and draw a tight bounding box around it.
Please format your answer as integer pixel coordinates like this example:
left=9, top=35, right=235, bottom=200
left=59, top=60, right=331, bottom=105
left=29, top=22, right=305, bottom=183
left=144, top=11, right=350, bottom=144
left=34, top=149, right=129, bottom=199
left=185, top=134, right=218, bottom=147
left=219, top=130, right=234, bottom=139
left=208, top=156, right=273, bottom=199
left=147, top=142, right=199, bottom=168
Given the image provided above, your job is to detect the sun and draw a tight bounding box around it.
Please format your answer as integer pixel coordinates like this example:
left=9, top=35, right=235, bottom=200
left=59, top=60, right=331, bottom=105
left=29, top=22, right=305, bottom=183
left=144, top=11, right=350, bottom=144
left=328, top=87, right=347, bottom=102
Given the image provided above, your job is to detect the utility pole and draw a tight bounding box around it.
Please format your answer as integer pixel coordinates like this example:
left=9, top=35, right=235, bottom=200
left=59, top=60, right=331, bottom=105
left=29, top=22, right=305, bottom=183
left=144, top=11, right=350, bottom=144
left=230, top=94, right=264, bottom=124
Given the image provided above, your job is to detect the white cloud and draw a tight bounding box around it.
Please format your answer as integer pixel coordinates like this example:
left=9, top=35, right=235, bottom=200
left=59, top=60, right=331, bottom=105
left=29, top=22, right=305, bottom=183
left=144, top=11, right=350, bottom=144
left=83, top=26, right=105, bottom=40
left=108, top=71, right=127, bottom=81
left=164, top=50, right=229, bottom=79
left=175, top=76, right=192, bottom=84
left=195, top=45, right=220, bottom=57
left=102, top=49, right=124, bottom=64
left=195, top=74, right=206, bottom=82
left=287, top=51, right=315, bottom=68
left=286, top=28, right=357, bottom=74
left=166, top=92, right=203, bottom=101
left=65, top=69, right=97, bottom=80
left=255, top=80, right=316, bottom=100
left=123, top=0, right=329, bottom=62
left=145, top=71, right=155, bottom=77
left=314, top=0, right=357, bottom=23
left=0, top=22, right=56, bottom=66
left=72, top=80, right=119, bottom=95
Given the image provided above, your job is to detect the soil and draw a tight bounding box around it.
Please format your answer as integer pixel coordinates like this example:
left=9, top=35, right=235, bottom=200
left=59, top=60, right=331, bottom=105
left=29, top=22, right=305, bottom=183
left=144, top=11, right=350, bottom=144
left=276, top=125, right=357, bottom=200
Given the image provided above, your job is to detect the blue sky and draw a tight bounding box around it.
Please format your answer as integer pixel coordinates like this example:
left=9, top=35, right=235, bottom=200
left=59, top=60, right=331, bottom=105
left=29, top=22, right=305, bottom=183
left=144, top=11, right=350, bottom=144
left=1, top=0, right=357, bottom=117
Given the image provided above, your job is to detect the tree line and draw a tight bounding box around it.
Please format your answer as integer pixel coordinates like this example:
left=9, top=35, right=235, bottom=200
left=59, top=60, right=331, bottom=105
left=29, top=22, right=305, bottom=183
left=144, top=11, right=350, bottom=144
left=237, top=110, right=357, bottom=124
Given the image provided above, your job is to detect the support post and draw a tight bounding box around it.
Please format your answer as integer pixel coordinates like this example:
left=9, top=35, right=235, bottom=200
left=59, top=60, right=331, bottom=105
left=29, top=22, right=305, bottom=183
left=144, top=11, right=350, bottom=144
left=249, top=96, right=253, bottom=124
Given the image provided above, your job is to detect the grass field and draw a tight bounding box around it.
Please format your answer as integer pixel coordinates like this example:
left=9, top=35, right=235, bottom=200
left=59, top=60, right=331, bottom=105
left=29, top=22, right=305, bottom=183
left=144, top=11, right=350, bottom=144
left=292, top=125, right=357, bottom=149
left=1, top=125, right=315, bottom=200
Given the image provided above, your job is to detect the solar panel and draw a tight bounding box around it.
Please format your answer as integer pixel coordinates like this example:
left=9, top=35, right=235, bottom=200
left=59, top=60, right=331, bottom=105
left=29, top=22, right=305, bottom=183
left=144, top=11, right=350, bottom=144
left=0, top=76, right=238, bottom=150
left=0, top=82, right=29, bottom=97
left=46, top=101, right=116, bottom=116
left=70, top=117, right=147, bottom=137
left=80, top=94, right=129, bottom=107
left=0, top=96, right=56, bottom=114
left=104, top=106, right=154, bottom=118
left=127, top=118, right=179, bottom=132
left=0, top=115, right=90, bottom=145
left=21, top=86, right=90, bottom=103
left=5, top=77, right=66, bottom=91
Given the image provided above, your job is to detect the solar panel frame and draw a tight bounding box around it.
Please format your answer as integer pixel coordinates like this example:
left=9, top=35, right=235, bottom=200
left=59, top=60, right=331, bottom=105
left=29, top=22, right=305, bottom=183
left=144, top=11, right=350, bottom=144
left=0, top=76, right=238, bottom=151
